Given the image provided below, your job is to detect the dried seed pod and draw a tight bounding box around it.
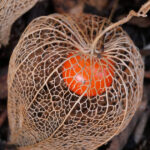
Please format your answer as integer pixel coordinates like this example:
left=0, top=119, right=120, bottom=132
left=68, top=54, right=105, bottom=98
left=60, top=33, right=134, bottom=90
left=0, top=0, right=39, bottom=47
left=8, top=13, right=144, bottom=150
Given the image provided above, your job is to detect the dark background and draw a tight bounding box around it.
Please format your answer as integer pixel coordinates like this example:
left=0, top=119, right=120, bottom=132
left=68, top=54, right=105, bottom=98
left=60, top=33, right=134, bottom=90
left=0, top=0, right=150, bottom=149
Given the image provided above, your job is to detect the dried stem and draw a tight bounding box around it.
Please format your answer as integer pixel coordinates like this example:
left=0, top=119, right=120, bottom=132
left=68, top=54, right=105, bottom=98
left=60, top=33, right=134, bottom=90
left=92, top=0, right=150, bottom=49
left=108, top=0, right=119, bottom=21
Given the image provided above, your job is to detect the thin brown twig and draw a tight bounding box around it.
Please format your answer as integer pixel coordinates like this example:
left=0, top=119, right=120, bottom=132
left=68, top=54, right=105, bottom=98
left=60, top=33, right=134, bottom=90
left=92, top=0, right=150, bottom=49
left=108, top=0, right=119, bottom=21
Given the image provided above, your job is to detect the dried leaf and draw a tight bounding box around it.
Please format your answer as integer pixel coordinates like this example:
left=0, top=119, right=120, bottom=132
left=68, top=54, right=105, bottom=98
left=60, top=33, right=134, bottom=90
left=0, top=0, right=39, bottom=47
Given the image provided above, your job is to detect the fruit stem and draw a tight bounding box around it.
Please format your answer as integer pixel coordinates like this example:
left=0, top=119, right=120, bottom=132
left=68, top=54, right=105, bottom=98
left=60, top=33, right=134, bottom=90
left=91, top=0, right=150, bottom=50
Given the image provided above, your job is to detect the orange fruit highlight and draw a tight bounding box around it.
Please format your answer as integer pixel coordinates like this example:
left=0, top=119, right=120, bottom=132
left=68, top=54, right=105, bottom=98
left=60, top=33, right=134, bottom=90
left=62, top=53, right=114, bottom=97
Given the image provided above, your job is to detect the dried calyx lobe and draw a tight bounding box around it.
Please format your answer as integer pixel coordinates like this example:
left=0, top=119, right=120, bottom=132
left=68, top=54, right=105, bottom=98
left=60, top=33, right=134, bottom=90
left=0, top=0, right=39, bottom=47
left=7, top=13, right=144, bottom=150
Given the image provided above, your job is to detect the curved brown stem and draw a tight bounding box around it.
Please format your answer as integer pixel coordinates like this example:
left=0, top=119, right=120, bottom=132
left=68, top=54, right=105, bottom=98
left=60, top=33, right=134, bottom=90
left=92, top=1, right=150, bottom=49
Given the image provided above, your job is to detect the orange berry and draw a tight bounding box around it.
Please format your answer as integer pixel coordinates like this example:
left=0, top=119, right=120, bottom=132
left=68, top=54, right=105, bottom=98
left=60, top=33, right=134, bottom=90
left=62, top=53, right=114, bottom=97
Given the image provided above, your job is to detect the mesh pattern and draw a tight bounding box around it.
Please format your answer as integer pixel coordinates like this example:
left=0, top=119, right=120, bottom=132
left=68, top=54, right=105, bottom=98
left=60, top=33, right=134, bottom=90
left=8, top=14, right=144, bottom=150
left=0, top=0, right=38, bottom=46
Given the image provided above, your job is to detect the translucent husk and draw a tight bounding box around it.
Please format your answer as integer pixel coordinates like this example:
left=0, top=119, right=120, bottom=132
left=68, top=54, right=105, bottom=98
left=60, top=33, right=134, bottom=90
left=7, top=1, right=150, bottom=150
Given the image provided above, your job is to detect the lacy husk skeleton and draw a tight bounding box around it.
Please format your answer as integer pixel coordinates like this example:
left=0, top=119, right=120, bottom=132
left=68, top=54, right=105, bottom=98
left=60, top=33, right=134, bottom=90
left=7, top=1, right=150, bottom=150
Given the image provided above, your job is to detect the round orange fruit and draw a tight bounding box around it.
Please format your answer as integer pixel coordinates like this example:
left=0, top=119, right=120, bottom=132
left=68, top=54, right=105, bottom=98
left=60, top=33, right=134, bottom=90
left=62, top=52, right=114, bottom=97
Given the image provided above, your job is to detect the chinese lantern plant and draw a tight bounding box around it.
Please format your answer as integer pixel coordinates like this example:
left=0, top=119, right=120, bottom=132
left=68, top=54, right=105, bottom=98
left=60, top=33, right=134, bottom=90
left=7, top=1, right=150, bottom=150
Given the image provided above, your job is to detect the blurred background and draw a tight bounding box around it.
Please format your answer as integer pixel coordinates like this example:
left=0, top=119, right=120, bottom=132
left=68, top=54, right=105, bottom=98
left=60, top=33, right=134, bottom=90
left=0, top=0, right=150, bottom=149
